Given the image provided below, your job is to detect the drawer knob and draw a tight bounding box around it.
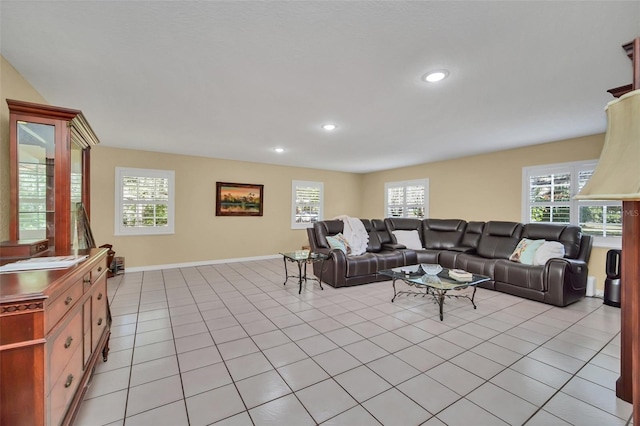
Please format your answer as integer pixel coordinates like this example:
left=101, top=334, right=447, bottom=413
left=98, top=266, right=103, bottom=272
left=97, top=318, right=103, bottom=326
left=83, top=278, right=91, bottom=284
left=64, top=336, right=73, bottom=349
left=97, top=293, right=103, bottom=300
left=64, top=374, right=74, bottom=388
left=64, top=296, right=73, bottom=305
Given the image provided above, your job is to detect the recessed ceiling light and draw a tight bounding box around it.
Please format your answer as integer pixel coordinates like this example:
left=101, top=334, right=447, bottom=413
left=423, top=70, right=449, bottom=83
left=322, top=123, right=337, bottom=131
left=274, top=147, right=284, bottom=153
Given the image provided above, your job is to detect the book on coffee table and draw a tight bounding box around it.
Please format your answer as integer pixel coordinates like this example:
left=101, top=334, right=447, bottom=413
left=448, top=269, right=473, bottom=281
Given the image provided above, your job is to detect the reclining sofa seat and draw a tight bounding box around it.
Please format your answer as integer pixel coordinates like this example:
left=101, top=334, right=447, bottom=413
left=494, top=222, right=592, bottom=306
left=451, top=221, right=523, bottom=289
left=384, top=217, right=471, bottom=265
left=308, top=219, right=405, bottom=287
left=438, top=221, right=485, bottom=267
left=307, top=218, right=593, bottom=306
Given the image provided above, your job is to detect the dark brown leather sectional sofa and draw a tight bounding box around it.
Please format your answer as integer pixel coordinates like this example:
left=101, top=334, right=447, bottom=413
left=306, top=218, right=593, bottom=307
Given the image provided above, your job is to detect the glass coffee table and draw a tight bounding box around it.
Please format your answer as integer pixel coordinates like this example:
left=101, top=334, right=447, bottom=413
left=280, top=250, right=328, bottom=294
left=379, top=264, right=490, bottom=321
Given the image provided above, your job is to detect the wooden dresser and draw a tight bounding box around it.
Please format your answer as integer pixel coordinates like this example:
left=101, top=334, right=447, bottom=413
left=0, top=248, right=111, bottom=426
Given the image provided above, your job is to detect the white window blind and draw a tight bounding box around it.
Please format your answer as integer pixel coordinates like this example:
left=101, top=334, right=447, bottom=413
left=292, top=180, right=323, bottom=229
left=385, top=179, right=429, bottom=219
left=522, top=160, right=621, bottom=246
left=115, top=167, right=175, bottom=235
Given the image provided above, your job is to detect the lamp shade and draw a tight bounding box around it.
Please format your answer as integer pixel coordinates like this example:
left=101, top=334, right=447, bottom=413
left=575, top=89, right=640, bottom=201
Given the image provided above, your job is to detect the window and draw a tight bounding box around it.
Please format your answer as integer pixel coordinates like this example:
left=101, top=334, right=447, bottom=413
left=17, top=163, right=47, bottom=236
left=292, top=180, right=323, bottom=229
left=384, top=179, right=429, bottom=219
left=115, top=167, right=175, bottom=236
left=523, top=160, right=621, bottom=245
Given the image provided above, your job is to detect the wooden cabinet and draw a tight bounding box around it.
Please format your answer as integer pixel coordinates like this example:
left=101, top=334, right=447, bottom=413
left=0, top=248, right=110, bottom=426
left=0, top=239, right=49, bottom=259
left=7, top=99, right=100, bottom=252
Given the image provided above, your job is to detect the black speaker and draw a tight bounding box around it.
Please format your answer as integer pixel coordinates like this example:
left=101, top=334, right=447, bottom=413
left=604, top=249, right=621, bottom=308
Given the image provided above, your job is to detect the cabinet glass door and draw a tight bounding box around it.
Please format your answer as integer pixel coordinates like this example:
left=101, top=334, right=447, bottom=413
left=16, top=121, right=55, bottom=243
left=70, top=142, right=89, bottom=249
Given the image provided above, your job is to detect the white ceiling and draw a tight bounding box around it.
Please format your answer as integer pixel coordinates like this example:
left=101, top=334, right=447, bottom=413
left=2, top=1, right=639, bottom=173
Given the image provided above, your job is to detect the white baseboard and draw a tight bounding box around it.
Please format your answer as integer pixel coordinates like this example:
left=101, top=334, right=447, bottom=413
left=124, top=254, right=281, bottom=273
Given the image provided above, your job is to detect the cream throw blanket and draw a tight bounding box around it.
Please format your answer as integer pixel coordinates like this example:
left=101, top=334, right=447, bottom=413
left=333, top=215, right=369, bottom=255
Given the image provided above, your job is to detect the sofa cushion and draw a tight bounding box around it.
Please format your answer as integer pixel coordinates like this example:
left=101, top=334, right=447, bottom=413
left=533, top=241, right=565, bottom=266
left=476, top=221, right=523, bottom=259
left=495, top=260, right=545, bottom=291
left=371, top=219, right=394, bottom=245
left=366, top=232, right=383, bottom=253
left=460, top=221, right=485, bottom=250
left=509, top=238, right=546, bottom=265
left=454, top=253, right=497, bottom=285
left=423, top=219, right=466, bottom=249
left=385, top=217, right=422, bottom=232
left=392, top=230, right=423, bottom=250
left=345, top=253, right=379, bottom=277
left=414, top=249, right=440, bottom=264
left=522, top=223, right=581, bottom=259
left=373, top=250, right=407, bottom=270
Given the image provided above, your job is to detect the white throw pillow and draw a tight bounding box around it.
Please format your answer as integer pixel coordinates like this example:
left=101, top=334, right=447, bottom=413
left=392, top=230, right=423, bottom=250
left=533, top=241, right=565, bottom=266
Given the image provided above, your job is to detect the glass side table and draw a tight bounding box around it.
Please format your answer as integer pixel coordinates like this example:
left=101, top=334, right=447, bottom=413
left=280, top=250, right=328, bottom=294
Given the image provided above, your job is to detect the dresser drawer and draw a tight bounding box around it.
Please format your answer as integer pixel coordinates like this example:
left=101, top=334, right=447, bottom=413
left=48, top=311, right=83, bottom=392
left=46, top=281, right=83, bottom=332
left=92, top=280, right=108, bottom=351
left=91, top=260, right=107, bottom=283
left=48, top=345, right=83, bottom=426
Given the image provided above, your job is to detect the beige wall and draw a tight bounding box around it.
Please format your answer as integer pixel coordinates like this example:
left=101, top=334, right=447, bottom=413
left=0, top=56, right=48, bottom=241
left=361, top=134, right=610, bottom=288
left=91, top=146, right=363, bottom=268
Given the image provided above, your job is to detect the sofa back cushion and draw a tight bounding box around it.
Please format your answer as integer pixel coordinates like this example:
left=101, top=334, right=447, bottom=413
left=422, top=219, right=466, bottom=249
left=522, top=223, right=582, bottom=259
left=360, top=219, right=383, bottom=252
left=460, top=221, right=485, bottom=249
left=385, top=218, right=422, bottom=231
left=371, top=219, right=393, bottom=245
left=384, top=218, right=423, bottom=245
left=477, top=221, right=523, bottom=259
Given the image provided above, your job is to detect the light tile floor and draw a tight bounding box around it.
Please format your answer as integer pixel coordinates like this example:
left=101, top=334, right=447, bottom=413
left=75, top=259, right=634, bottom=425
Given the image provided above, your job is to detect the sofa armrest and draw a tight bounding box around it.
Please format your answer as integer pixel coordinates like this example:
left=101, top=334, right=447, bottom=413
left=310, top=248, right=348, bottom=287
left=382, top=243, right=406, bottom=250
left=549, top=258, right=587, bottom=275
left=312, top=247, right=332, bottom=256
left=543, top=258, right=588, bottom=306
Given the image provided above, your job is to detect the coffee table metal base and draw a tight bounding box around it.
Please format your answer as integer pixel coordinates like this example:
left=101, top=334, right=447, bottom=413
left=391, top=277, right=477, bottom=321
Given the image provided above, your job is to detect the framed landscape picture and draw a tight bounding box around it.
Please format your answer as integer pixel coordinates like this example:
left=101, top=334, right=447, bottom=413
left=216, top=182, right=264, bottom=216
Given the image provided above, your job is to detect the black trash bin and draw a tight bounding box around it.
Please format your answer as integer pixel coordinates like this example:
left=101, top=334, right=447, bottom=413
left=604, top=249, right=621, bottom=308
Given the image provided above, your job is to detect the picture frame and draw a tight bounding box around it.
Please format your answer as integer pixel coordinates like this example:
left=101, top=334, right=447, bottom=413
left=216, top=182, right=264, bottom=216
